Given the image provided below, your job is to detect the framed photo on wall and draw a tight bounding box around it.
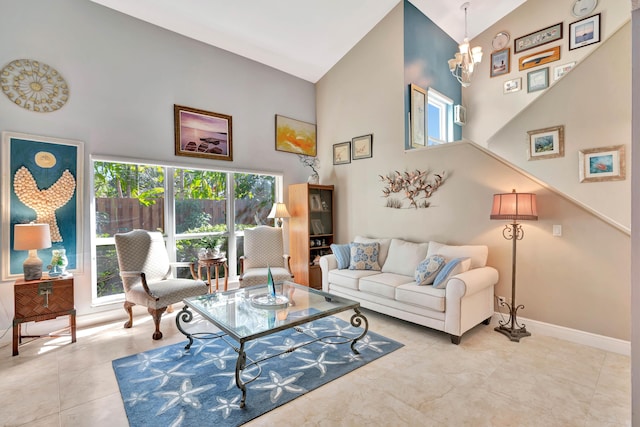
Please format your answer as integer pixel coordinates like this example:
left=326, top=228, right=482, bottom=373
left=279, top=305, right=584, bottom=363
left=579, top=145, right=625, bottom=182
left=275, top=114, right=317, bottom=156
left=514, top=22, right=563, bottom=53
left=333, top=141, right=351, bottom=165
left=527, top=125, right=564, bottom=160
left=409, top=84, right=426, bottom=147
left=1, top=132, right=84, bottom=280
left=527, top=68, right=549, bottom=92
left=490, top=48, right=510, bottom=77
left=174, top=104, right=233, bottom=161
left=569, top=14, right=601, bottom=50
left=519, top=46, right=560, bottom=71
left=352, top=134, right=373, bottom=160
left=503, top=77, right=522, bottom=94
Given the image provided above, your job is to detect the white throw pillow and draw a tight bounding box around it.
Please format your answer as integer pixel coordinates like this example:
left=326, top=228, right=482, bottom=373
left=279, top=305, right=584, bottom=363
left=427, top=241, right=488, bottom=268
left=381, top=239, right=429, bottom=277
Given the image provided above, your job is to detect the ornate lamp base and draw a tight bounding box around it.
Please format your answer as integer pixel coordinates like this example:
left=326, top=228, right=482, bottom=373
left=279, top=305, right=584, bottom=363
left=495, top=324, right=531, bottom=342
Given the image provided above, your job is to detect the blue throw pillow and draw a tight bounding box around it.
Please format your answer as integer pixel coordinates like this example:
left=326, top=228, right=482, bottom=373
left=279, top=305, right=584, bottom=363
left=330, top=243, right=351, bottom=269
left=349, top=242, right=381, bottom=271
left=415, top=255, right=446, bottom=285
left=433, top=257, right=471, bottom=289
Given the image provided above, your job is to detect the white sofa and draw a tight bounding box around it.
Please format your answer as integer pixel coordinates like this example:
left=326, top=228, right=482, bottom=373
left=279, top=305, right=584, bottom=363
left=319, top=236, right=499, bottom=344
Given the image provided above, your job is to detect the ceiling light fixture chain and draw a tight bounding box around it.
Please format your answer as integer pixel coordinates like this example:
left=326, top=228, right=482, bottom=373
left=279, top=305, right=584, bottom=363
left=448, top=2, right=483, bottom=88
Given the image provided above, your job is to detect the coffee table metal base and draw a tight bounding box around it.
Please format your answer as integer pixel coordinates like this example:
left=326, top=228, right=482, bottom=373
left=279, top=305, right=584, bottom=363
left=175, top=306, right=368, bottom=408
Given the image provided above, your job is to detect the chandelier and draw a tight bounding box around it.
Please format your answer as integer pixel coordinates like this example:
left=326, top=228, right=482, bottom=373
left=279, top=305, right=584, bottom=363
left=448, top=2, right=483, bottom=87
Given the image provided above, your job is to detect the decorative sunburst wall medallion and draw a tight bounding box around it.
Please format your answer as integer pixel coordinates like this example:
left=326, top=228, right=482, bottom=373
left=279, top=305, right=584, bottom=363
left=0, top=59, right=69, bottom=112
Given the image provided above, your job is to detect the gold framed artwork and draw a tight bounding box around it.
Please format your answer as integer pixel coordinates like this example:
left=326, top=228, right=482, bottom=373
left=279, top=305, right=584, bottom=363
left=409, top=84, right=426, bottom=147
left=519, top=46, right=561, bottom=71
left=579, top=145, right=625, bottom=182
left=174, top=104, right=233, bottom=161
left=275, top=114, right=317, bottom=156
left=527, top=125, right=564, bottom=160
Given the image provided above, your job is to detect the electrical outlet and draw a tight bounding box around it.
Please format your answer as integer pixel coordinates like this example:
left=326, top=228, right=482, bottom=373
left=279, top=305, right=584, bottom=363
left=497, top=296, right=506, bottom=305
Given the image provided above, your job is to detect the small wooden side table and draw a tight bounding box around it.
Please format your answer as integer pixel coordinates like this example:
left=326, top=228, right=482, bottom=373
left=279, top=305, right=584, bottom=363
left=13, top=276, right=76, bottom=356
left=190, top=258, right=228, bottom=293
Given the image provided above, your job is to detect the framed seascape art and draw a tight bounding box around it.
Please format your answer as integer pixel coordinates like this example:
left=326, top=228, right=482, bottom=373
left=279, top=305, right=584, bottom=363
left=275, top=114, right=317, bottom=156
left=579, top=145, right=625, bottom=182
left=490, top=48, right=510, bottom=78
left=352, top=134, right=373, bottom=160
left=527, top=68, right=549, bottom=93
left=514, top=22, right=563, bottom=54
left=174, top=104, right=233, bottom=161
left=333, top=141, right=351, bottom=165
left=504, top=77, right=522, bottom=94
left=1, top=132, right=84, bottom=280
left=410, top=84, right=426, bottom=148
left=519, top=46, right=560, bottom=71
left=569, top=14, right=601, bottom=50
left=527, top=125, right=564, bottom=160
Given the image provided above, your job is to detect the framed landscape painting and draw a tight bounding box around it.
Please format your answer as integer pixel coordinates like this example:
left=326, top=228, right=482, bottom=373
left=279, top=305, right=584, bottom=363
left=569, top=14, right=601, bottom=50
left=527, top=125, right=564, bottom=160
left=174, top=104, right=233, bottom=161
left=275, top=114, right=317, bottom=156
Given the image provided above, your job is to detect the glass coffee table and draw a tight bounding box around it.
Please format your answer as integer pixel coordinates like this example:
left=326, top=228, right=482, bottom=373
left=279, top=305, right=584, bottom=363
left=175, top=281, right=368, bottom=408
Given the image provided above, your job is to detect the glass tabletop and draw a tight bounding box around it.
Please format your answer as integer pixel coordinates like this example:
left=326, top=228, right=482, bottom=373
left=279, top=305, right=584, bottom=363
left=183, top=281, right=359, bottom=343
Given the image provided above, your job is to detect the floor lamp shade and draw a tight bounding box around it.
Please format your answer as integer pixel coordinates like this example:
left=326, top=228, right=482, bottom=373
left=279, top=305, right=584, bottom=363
left=14, top=223, right=52, bottom=281
left=490, top=191, right=538, bottom=221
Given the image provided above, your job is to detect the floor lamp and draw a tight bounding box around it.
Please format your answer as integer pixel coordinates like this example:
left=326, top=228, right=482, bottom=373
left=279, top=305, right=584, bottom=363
left=490, top=189, right=538, bottom=342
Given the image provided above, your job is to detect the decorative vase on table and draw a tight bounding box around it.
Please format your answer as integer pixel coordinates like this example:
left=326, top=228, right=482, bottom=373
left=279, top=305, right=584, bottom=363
left=308, top=173, right=319, bottom=184
left=48, top=248, right=69, bottom=277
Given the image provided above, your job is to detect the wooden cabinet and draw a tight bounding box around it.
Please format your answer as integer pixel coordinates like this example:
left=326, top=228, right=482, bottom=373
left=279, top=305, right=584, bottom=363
left=13, top=276, right=76, bottom=356
left=289, top=183, right=334, bottom=289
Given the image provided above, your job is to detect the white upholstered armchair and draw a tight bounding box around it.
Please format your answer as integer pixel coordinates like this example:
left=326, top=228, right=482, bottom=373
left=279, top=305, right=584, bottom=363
left=239, top=225, right=293, bottom=288
left=114, top=230, right=208, bottom=340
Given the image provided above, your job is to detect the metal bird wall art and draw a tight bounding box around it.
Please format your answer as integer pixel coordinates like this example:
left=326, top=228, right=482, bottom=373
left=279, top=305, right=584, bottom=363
left=379, top=169, right=445, bottom=209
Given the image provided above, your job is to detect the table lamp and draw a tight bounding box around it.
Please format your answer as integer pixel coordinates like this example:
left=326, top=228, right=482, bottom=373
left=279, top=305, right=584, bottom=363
left=14, top=223, right=52, bottom=281
left=268, top=202, right=291, bottom=227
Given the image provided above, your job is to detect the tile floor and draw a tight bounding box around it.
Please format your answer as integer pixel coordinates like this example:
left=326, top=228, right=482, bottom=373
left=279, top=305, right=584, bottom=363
left=0, top=306, right=631, bottom=427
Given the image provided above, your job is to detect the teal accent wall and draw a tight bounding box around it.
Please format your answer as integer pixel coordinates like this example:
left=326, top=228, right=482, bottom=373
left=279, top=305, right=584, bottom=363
left=404, top=0, right=462, bottom=147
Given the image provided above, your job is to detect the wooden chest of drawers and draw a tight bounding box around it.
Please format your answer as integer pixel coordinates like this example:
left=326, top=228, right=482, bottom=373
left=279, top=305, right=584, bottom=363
left=13, top=276, right=76, bottom=356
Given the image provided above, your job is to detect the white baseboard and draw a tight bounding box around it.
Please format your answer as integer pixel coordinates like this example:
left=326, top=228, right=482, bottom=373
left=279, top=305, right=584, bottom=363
left=493, top=312, right=630, bottom=356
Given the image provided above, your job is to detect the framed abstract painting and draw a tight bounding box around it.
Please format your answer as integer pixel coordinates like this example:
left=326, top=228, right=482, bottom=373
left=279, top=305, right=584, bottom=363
left=275, top=114, right=317, bottom=156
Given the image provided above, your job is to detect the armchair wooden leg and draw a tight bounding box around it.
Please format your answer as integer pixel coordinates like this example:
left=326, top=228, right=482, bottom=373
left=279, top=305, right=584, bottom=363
left=149, top=307, right=167, bottom=340
left=123, top=301, right=135, bottom=329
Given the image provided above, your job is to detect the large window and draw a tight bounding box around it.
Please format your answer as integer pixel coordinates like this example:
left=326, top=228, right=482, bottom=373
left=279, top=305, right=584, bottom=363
left=92, top=158, right=277, bottom=305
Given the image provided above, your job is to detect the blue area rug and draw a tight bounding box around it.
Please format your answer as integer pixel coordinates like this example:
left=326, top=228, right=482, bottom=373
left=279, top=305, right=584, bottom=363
left=112, top=314, right=403, bottom=426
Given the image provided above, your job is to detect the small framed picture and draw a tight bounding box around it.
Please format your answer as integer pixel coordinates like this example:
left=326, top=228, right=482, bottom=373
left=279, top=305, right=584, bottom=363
left=527, top=125, right=565, bottom=160
left=569, top=13, right=601, bottom=50
left=309, top=194, right=323, bottom=212
left=352, top=134, right=373, bottom=160
left=333, top=141, right=351, bottom=165
left=527, top=68, right=549, bottom=93
left=503, top=77, right=522, bottom=94
left=490, top=48, right=510, bottom=78
left=519, top=46, right=560, bottom=71
left=311, top=219, right=324, bottom=235
left=174, top=104, right=233, bottom=161
left=514, top=22, right=563, bottom=54
left=554, top=62, right=577, bottom=80
left=410, top=84, right=426, bottom=148
left=579, top=145, right=625, bottom=182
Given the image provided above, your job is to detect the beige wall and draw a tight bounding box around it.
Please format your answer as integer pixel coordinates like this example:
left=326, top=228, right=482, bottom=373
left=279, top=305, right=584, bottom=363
left=317, top=2, right=630, bottom=340
left=488, top=23, right=631, bottom=230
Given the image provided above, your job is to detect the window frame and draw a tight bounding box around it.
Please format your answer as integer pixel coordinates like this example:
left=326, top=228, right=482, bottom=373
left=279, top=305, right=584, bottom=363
left=426, top=88, right=454, bottom=146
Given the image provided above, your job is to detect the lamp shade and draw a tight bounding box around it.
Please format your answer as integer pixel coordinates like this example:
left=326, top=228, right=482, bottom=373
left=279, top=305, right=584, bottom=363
left=14, top=223, right=52, bottom=250
left=267, top=203, right=291, bottom=219
left=490, top=190, right=538, bottom=221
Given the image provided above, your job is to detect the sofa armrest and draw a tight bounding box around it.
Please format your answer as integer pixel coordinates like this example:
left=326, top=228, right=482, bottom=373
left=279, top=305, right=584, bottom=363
left=319, top=254, right=337, bottom=292
left=444, top=266, right=499, bottom=337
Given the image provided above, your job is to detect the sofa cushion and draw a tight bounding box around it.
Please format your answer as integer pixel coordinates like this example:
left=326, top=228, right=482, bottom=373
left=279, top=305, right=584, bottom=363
left=359, top=273, right=414, bottom=299
left=330, top=243, right=351, bottom=269
left=354, top=236, right=391, bottom=267
left=427, top=241, right=488, bottom=268
left=433, top=257, right=471, bottom=289
left=349, top=242, right=381, bottom=271
left=396, top=283, right=446, bottom=312
left=415, top=254, right=446, bottom=285
left=381, top=239, right=429, bottom=277
left=328, top=268, right=380, bottom=291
